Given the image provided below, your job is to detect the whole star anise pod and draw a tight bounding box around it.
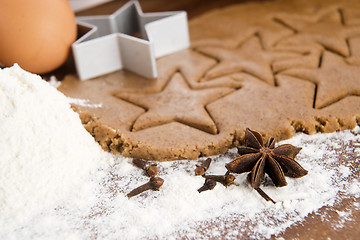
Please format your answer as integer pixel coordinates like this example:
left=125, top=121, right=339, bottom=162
left=226, top=128, right=308, bottom=203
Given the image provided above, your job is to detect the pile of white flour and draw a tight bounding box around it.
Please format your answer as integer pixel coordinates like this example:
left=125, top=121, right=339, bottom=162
left=0, top=65, right=359, bottom=239
left=0, top=65, right=115, bottom=237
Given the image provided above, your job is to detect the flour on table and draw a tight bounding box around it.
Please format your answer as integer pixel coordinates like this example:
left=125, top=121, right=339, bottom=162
left=0, top=65, right=359, bottom=239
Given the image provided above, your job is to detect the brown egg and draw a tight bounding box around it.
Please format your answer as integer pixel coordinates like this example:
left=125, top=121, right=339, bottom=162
left=0, top=0, right=77, bottom=74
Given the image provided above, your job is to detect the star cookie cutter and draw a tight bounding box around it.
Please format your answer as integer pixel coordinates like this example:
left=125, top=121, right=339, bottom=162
left=72, top=0, right=190, bottom=80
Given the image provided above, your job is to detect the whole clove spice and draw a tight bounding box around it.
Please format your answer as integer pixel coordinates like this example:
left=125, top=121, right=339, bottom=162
left=127, top=176, right=164, bottom=198
left=203, top=172, right=235, bottom=187
left=198, top=178, right=217, bottom=193
left=195, top=158, right=212, bottom=176
left=132, top=158, right=158, bottom=177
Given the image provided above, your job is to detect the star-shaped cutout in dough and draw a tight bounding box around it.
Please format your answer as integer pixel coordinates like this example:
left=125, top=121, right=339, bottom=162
left=114, top=73, right=234, bottom=134
left=282, top=51, right=360, bottom=109
left=275, top=8, right=360, bottom=57
left=252, top=15, right=295, bottom=49
left=196, top=36, right=299, bottom=85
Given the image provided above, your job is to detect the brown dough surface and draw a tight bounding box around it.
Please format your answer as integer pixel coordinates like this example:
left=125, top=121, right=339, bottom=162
left=59, top=0, right=360, bottom=161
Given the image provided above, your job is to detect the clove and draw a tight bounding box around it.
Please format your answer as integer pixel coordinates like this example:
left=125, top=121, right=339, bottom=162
left=132, top=158, right=158, bottom=177
left=127, top=176, right=164, bottom=198
left=198, top=178, right=217, bottom=193
left=195, top=158, right=212, bottom=176
left=203, top=172, right=235, bottom=187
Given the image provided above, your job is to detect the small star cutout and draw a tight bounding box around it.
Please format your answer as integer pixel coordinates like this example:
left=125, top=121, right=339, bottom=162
left=252, top=16, right=294, bottom=49
left=197, top=36, right=299, bottom=85
left=275, top=8, right=360, bottom=57
left=114, top=73, right=234, bottom=134
left=282, top=51, right=360, bottom=108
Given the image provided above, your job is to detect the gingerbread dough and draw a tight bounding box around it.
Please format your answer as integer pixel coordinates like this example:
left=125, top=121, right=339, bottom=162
left=59, top=0, right=360, bottom=160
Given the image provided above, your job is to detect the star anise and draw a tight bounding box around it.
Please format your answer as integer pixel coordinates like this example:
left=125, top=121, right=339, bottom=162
left=225, top=128, right=308, bottom=203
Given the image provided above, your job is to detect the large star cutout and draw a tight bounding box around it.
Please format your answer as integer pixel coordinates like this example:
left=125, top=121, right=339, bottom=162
left=275, top=8, right=360, bottom=57
left=197, top=36, right=299, bottom=85
left=282, top=51, right=360, bottom=109
left=114, top=73, right=234, bottom=134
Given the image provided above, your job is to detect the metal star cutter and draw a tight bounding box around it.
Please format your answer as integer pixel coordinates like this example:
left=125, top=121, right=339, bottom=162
left=72, top=0, right=190, bottom=80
